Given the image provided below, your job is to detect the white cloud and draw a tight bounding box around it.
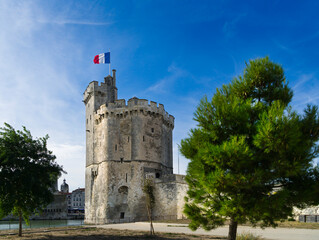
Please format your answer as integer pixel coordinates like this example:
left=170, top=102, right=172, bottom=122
left=273, top=40, right=295, bottom=54
left=146, top=64, right=188, bottom=93
left=49, top=143, right=85, bottom=191
left=222, top=13, right=246, bottom=39
left=172, top=142, right=189, bottom=175
left=0, top=1, right=87, bottom=191
left=291, top=73, right=319, bottom=112
left=38, top=19, right=113, bottom=26
left=292, top=73, right=313, bottom=90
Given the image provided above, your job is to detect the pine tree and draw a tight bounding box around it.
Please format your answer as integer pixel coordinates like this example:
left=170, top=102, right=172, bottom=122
left=180, top=57, right=319, bottom=240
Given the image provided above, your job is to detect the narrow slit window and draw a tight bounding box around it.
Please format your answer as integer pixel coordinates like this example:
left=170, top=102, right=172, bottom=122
left=128, top=136, right=130, bottom=142
left=151, top=128, right=154, bottom=133
left=126, top=173, right=128, bottom=182
left=143, top=136, right=145, bottom=142
left=115, top=144, right=117, bottom=151
left=120, top=157, right=123, bottom=163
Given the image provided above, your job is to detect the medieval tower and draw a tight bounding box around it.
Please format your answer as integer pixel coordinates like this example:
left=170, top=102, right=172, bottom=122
left=84, top=70, right=187, bottom=224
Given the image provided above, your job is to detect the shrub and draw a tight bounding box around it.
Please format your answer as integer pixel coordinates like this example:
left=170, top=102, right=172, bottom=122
left=237, top=232, right=263, bottom=240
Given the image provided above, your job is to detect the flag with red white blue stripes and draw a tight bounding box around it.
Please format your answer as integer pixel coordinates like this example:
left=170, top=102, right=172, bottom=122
left=93, top=52, right=110, bottom=64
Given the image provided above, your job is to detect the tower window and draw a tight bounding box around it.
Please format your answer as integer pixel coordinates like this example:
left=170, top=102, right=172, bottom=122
left=156, top=173, right=160, bottom=178
left=151, top=128, right=154, bottom=133
left=128, top=136, right=130, bottom=142
left=115, top=144, right=117, bottom=151
left=143, top=136, right=145, bottom=142
left=87, top=119, right=88, bottom=124
left=126, top=173, right=128, bottom=182
left=120, top=158, right=123, bottom=163
left=120, top=212, right=125, bottom=219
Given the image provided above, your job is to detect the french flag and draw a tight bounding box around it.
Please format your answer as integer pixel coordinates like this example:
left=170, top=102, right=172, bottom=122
left=93, top=52, right=110, bottom=64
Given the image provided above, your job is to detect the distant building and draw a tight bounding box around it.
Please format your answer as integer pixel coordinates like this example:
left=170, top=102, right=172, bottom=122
left=69, top=188, right=85, bottom=214
left=41, top=180, right=85, bottom=219
left=3, top=179, right=85, bottom=220
left=37, top=193, right=68, bottom=220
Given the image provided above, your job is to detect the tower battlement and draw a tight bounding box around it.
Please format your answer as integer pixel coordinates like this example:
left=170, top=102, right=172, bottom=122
left=95, top=98, right=174, bottom=128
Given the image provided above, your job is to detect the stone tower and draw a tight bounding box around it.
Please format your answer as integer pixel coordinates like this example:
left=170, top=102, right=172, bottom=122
left=84, top=70, right=186, bottom=224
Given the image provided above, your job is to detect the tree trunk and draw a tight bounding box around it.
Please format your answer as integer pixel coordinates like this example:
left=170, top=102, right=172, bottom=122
left=228, top=218, right=238, bottom=240
left=147, top=204, right=155, bottom=235
left=18, top=211, right=22, bottom=237
left=150, top=207, right=155, bottom=235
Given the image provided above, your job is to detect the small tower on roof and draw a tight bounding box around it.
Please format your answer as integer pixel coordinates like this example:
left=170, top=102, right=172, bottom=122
left=60, top=179, right=69, bottom=193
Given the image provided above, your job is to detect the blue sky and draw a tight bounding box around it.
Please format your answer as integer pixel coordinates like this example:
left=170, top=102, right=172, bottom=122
left=1, top=0, right=319, bottom=191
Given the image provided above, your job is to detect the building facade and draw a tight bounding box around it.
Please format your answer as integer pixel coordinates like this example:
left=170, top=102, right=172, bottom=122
left=84, top=70, right=187, bottom=224
left=70, top=188, right=85, bottom=213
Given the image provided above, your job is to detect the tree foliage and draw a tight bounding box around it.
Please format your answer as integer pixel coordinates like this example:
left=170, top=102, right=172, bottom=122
left=180, top=57, right=319, bottom=240
left=0, top=123, right=64, bottom=236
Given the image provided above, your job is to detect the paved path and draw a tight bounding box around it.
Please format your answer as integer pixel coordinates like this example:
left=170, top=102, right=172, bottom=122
left=94, top=222, right=319, bottom=240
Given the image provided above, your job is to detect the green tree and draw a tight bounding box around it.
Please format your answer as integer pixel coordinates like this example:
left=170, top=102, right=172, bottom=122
left=180, top=57, right=319, bottom=240
left=143, top=178, right=155, bottom=235
left=0, top=123, right=64, bottom=236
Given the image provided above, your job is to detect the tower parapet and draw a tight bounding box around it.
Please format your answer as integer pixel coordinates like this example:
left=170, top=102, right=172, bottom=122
left=95, top=98, right=174, bottom=128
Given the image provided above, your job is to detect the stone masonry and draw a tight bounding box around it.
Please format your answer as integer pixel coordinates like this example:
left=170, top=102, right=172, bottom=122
left=83, top=70, right=187, bottom=224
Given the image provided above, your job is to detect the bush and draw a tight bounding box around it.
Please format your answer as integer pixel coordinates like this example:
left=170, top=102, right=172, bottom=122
left=237, top=232, right=263, bottom=240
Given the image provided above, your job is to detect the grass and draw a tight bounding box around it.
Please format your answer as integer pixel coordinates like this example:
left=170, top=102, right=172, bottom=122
left=275, top=220, right=319, bottom=229
left=156, top=219, right=319, bottom=229
left=0, top=226, right=226, bottom=239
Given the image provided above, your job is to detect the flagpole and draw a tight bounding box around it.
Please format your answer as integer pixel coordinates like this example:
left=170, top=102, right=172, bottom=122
left=109, top=48, right=111, bottom=76
left=178, top=144, right=180, bottom=174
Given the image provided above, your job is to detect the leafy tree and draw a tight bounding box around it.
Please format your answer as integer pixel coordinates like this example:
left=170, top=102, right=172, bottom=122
left=180, top=57, right=319, bottom=240
left=0, top=123, right=64, bottom=236
left=143, top=177, right=155, bottom=235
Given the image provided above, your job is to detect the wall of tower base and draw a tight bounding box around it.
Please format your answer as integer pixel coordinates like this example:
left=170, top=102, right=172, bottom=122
left=84, top=160, right=187, bottom=225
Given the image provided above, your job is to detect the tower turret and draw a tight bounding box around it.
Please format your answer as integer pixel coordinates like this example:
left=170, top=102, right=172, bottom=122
left=83, top=70, right=118, bottom=167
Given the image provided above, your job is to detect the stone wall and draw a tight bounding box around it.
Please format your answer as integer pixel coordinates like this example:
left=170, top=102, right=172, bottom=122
left=153, top=174, right=187, bottom=219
